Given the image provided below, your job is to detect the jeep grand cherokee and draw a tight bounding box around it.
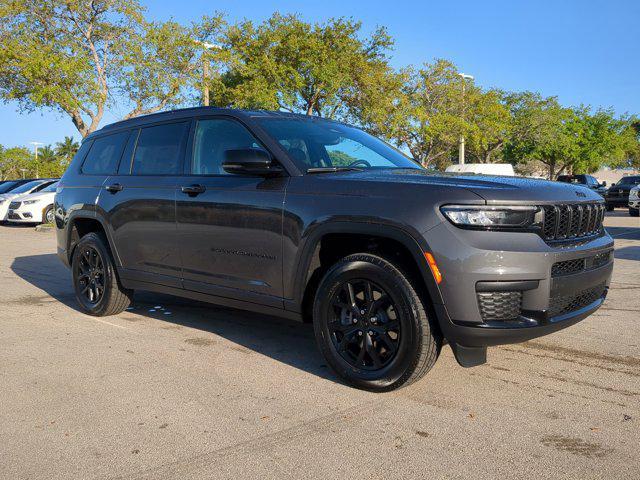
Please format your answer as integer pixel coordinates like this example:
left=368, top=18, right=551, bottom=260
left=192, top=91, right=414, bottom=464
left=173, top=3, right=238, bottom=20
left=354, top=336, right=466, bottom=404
left=54, top=108, right=613, bottom=391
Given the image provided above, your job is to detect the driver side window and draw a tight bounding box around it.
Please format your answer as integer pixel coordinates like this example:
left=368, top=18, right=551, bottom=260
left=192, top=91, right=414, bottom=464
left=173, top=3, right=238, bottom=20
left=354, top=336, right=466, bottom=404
left=324, top=137, right=391, bottom=167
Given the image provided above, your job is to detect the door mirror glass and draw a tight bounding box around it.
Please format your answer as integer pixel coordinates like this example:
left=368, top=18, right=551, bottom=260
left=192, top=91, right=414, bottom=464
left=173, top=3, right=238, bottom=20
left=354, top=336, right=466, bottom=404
left=222, top=148, right=282, bottom=176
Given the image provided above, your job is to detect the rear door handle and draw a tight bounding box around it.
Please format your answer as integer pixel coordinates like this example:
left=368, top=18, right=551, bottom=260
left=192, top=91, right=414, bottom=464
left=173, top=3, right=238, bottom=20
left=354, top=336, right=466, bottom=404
left=105, top=183, right=123, bottom=193
left=181, top=184, right=206, bottom=196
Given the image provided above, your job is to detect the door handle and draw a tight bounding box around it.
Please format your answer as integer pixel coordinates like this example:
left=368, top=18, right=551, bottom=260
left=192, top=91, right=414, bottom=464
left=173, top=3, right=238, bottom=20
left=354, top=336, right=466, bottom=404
left=181, top=184, right=206, bottom=196
left=105, top=183, right=123, bottom=193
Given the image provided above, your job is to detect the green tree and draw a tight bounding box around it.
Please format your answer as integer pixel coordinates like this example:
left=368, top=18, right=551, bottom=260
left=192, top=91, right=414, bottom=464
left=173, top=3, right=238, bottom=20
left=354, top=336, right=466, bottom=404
left=211, top=14, right=396, bottom=120
left=0, top=146, right=32, bottom=180
left=55, top=136, right=80, bottom=162
left=38, top=145, right=57, bottom=163
left=465, top=89, right=512, bottom=163
left=363, top=59, right=465, bottom=168
left=0, top=1, right=220, bottom=137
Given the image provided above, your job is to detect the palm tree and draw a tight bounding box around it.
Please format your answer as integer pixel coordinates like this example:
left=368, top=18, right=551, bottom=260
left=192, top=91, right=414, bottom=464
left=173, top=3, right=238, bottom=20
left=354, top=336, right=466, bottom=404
left=55, top=136, right=79, bottom=162
left=38, top=145, right=57, bottom=162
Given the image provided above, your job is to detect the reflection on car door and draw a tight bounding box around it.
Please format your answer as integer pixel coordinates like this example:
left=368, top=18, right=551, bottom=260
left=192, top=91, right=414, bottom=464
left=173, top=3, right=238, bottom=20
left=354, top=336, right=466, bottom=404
left=175, top=117, right=287, bottom=307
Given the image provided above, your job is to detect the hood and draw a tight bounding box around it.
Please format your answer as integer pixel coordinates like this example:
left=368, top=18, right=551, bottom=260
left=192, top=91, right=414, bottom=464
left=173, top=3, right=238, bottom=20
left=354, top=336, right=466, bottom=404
left=12, top=190, right=55, bottom=203
left=322, top=168, right=603, bottom=204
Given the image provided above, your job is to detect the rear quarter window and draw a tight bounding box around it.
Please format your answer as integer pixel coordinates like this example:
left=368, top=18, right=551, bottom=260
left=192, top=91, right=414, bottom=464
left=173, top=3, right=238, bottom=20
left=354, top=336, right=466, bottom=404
left=81, top=132, right=130, bottom=175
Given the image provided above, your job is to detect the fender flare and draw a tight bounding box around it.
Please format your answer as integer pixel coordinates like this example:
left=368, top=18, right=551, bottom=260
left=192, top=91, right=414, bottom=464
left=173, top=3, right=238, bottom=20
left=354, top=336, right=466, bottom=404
left=65, top=209, right=122, bottom=267
left=286, top=220, right=445, bottom=312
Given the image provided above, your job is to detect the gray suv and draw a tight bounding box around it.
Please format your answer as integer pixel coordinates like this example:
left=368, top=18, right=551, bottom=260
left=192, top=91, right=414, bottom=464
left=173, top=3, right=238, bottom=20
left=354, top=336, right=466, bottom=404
left=54, top=108, right=613, bottom=391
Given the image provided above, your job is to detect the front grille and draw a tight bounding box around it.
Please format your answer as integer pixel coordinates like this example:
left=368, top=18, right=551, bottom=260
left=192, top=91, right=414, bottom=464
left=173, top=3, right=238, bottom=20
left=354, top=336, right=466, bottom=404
left=477, top=291, right=522, bottom=321
left=551, top=250, right=613, bottom=277
left=9, top=201, right=21, bottom=209
left=548, top=283, right=606, bottom=317
left=8, top=213, right=20, bottom=220
left=541, top=203, right=605, bottom=242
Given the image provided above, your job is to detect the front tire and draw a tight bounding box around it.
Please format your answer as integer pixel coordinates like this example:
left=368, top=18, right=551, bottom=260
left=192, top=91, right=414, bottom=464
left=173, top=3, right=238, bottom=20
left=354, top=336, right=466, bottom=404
left=606, top=204, right=615, bottom=212
left=43, top=205, right=55, bottom=224
left=312, top=253, right=440, bottom=391
left=630, top=207, right=639, bottom=217
left=71, top=232, right=132, bottom=316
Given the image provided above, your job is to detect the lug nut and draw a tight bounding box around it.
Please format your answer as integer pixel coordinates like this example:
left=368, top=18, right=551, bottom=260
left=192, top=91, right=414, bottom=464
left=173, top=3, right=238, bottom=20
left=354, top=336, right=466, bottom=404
left=360, top=310, right=365, bottom=315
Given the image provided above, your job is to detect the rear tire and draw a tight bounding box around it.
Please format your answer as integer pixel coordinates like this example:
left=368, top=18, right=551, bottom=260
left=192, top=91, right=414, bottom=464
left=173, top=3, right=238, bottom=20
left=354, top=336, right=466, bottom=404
left=312, top=253, right=440, bottom=391
left=71, top=232, right=132, bottom=316
left=630, top=207, right=639, bottom=217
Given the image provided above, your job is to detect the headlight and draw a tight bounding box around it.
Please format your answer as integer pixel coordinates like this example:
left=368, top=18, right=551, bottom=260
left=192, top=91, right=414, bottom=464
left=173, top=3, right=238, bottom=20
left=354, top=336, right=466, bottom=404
left=23, top=199, right=40, bottom=205
left=441, top=205, right=542, bottom=230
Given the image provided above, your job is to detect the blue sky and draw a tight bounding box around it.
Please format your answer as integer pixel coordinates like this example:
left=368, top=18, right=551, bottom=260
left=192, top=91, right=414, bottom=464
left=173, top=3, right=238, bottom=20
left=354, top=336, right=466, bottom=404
left=1, top=0, right=638, bottom=149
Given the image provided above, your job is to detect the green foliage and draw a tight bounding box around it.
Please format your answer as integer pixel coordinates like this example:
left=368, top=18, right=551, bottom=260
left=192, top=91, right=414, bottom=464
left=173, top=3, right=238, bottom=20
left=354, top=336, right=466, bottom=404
left=0, top=5, right=638, bottom=173
left=0, top=1, right=220, bottom=137
left=210, top=13, right=395, bottom=120
left=0, top=141, right=69, bottom=180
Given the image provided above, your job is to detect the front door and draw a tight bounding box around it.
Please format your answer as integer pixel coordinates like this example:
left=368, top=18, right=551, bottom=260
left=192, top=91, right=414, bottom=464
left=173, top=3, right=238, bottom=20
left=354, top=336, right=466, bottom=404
left=176, top=117, right=287, bottom=307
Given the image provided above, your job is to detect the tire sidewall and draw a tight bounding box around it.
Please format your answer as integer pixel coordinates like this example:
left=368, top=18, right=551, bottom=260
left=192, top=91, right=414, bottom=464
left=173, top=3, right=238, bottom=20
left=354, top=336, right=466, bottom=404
left=313, top=257, right=424, bottom=390
left=71, top=233, right=116, bottom=316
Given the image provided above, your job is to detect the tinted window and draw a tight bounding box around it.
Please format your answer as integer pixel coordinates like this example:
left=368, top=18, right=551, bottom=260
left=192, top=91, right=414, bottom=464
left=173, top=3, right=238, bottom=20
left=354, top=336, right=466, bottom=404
left=132, top=122, right=189, bottom=175
left=82, top=132, right=129, bottom=175
left=618, top=176, right=640, bottom=185
left=8, top=180, right=45, bottom=194
left=32, top=180, right=56, bottom=193
left=257, top=118, right=420, bottom=171
left=0, top=181, right=21, bottom=193
left=192, top=119, right=263, bottom=175
left=41, top=182, right=59, bottom=193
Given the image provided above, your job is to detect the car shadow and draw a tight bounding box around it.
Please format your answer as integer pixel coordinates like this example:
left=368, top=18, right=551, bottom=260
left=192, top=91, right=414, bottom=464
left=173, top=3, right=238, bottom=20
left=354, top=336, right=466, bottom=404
left=606, top=226, right=640, bottom=241
left=11, top=253, right=339, bottom=384
left=614, top=246, right=640, bottom=261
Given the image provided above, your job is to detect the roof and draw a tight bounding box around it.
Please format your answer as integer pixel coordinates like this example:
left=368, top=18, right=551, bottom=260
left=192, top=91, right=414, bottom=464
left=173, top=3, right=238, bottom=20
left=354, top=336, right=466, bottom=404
left=90, top=107, right=340, bottom=139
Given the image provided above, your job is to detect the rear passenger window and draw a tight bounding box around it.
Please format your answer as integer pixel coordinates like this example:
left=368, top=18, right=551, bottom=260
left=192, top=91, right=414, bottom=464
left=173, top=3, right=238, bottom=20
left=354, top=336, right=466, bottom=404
left=81, top=132, right=129, bottom=175
left=132, top=122, right=189, bottom=175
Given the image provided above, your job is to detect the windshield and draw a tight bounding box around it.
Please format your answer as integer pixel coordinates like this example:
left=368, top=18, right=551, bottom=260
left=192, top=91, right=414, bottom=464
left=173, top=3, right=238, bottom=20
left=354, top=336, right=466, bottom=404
left=9, top=180, right=45, bottom=194
left=42, top=182, right=59, bottom=193
left=257, top=118, right=421, bottom=171
left=0, top=181, right=21, bottom=193
left=618, top=176, right=640, bottom=185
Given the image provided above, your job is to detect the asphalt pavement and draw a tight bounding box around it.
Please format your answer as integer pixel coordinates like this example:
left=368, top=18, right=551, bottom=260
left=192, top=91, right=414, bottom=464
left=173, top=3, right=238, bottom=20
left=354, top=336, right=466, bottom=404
left=0, top=212, right=638, bottom=479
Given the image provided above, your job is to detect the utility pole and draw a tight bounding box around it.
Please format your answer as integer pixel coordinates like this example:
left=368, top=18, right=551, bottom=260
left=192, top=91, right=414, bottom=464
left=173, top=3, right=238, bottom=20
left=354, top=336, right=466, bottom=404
left=29, top=141, right=43, bottom=179
left=457, top=73, right=474, bottom=165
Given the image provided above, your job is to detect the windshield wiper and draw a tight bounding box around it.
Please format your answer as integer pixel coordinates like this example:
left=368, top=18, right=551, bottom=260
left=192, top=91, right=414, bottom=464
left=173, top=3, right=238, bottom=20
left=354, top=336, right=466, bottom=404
left=306, top=167, right=364, bottom=174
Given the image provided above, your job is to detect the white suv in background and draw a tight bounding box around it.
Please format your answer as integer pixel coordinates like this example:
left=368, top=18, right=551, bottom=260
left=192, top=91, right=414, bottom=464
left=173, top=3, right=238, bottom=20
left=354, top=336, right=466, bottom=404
left=629, top=185, right=640, bottom=217
left=0, top=179, right=58, bottom=223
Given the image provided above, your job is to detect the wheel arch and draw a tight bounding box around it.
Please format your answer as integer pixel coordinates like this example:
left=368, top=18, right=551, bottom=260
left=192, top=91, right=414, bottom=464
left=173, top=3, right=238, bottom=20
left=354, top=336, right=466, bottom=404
left=65, top=211, right=120, bottom=267
left=287, top=221, right=444, bottom=321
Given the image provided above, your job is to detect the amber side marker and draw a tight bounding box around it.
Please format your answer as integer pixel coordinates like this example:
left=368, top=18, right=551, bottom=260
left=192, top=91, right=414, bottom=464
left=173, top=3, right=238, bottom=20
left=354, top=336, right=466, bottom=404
left=424, top=252, right=442, bottom=284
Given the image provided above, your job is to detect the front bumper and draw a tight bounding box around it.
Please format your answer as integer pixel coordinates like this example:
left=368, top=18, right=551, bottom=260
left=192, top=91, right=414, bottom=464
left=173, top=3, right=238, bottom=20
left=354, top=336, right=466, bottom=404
left=7, top=207, right=41, bottom=223
left=606, top=196, right=629, bottom=206
left=425, top=222, right=614, bottom=348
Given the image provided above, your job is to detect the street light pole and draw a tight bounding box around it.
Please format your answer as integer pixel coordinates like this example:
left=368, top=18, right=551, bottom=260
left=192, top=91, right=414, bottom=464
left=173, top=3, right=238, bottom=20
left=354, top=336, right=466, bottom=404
left=457, top=73, right=474, bottom=165
left=29, top=141, right=43, bottom=179
left=196, top=41, right=221, bottom=107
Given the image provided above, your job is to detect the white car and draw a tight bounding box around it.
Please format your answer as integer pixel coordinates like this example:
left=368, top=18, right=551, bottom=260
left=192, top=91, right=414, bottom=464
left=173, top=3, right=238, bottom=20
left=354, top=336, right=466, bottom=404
left=629, top=185, right=640, bottom=217
left=0, top=179, right=58, bottom=222
left=7, top=181, right=59, bottom=224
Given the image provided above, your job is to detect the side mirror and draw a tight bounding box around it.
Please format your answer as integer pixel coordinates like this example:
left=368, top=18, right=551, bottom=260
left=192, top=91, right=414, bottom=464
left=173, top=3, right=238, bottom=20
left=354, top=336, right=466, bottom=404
left=222, top=148, right=282, bottom=176
left=601, top=181, right=607, bottom=187
left=611, top=182, right=616, bottom=187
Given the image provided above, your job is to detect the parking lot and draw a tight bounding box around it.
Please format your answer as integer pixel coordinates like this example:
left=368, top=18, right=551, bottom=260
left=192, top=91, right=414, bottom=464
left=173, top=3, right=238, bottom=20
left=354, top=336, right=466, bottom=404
left=1, top=213, right=638, bottom=480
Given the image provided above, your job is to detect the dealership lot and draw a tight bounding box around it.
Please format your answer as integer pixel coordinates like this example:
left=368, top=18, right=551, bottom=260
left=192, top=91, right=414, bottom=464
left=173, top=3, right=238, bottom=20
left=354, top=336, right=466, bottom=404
left=1, top=214, right=638, bottom=480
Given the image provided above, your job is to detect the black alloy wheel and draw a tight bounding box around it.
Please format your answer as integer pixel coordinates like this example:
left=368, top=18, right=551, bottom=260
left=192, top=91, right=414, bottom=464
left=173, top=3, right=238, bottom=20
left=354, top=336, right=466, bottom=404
left=313, top=253, right=441, bottom=391
left=75, top=246, right=105, bottom=305
left=71, top=232, right=132, bottom=316
left=328, top=279, right=400, bottom=370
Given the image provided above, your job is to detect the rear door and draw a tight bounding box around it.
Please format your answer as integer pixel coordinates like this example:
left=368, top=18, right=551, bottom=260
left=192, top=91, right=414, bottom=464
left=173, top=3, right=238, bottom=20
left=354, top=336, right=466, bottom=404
left=175, top=116, right=287, bottom=306
left=98, top=121, right=190, bottom=288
